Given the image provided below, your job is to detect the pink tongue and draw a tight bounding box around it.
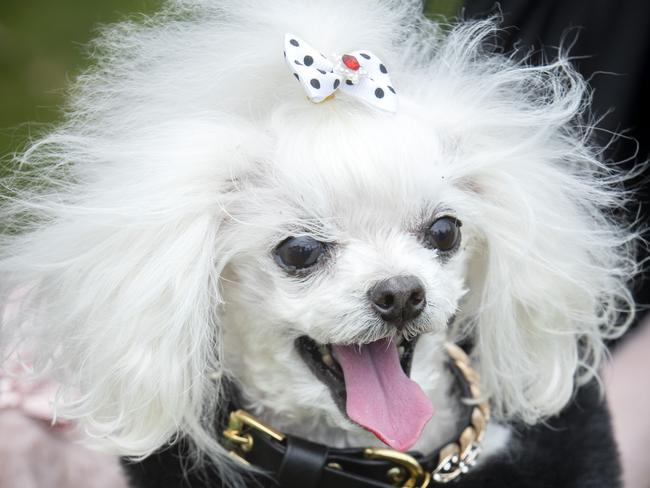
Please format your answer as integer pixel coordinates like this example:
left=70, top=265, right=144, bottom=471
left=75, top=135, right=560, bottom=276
left=332, top=339, right=433, bottom=451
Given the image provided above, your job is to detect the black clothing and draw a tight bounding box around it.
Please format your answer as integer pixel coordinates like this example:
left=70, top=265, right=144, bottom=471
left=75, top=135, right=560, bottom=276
left=464, top=0, right=650, bottom=312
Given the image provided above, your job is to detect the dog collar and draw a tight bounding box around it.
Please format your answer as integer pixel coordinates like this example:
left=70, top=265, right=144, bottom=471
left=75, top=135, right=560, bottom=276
left=222, top=343, right=490, bottom=487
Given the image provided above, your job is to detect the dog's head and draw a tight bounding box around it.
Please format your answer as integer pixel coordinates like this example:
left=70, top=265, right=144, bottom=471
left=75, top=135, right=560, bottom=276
left=217, top=112, right=472, bottom=450
left=0, top=0, right=635, bottom=475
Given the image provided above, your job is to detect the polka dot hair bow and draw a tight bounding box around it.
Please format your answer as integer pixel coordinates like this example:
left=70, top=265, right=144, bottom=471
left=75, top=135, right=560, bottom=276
left=284, top=34, right=398, bottom=112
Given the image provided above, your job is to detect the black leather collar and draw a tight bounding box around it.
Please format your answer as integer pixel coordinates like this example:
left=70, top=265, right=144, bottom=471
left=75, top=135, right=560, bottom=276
left=222, top=343, right=490, bottom=488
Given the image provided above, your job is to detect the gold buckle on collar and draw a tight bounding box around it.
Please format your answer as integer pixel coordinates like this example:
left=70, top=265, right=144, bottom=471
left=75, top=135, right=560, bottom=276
left=223, top=409, right=285, bottom=455
left=364, top=448, right=431, bottom=488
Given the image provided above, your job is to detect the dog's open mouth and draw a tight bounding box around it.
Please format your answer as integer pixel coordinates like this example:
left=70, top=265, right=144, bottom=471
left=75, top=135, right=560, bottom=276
left=296, top=335, right=433, bottom=451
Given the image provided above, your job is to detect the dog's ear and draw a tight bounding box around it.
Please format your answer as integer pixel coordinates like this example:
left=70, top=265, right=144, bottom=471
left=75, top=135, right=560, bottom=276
left=427, top=25, right=639, bottom=424
left=0, top=118, right=260, bottom=464
left=456, top=144, right=636, bottom=424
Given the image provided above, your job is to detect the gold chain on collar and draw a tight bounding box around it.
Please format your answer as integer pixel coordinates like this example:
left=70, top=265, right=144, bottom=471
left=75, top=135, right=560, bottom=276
left=223, top=342, right=490, bottom=488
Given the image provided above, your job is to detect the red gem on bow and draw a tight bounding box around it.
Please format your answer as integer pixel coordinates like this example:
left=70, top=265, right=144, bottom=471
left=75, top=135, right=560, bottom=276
left=342, top=54, right=360, bottom=71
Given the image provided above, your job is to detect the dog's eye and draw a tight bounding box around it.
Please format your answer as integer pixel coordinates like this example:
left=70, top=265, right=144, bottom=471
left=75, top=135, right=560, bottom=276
left=425, top=217, right=462, bottom=252
left=274, top=236, right=326, bottom=271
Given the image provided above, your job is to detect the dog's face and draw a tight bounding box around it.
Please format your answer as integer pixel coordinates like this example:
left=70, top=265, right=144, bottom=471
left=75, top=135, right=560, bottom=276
left=217, top=112, right=475, bottom=449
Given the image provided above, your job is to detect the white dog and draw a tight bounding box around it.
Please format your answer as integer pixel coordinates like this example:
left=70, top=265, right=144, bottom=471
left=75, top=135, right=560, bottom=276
left=0, top=1, right=636, bottom=487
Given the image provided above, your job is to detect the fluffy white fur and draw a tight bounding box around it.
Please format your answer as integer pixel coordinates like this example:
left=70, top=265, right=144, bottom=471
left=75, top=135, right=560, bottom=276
left=0, top=0, right=637, bottom=485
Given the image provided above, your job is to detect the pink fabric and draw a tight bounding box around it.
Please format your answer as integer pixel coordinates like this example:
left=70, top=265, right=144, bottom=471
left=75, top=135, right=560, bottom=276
left=0, top=410, right=129, bottom=488
left=604, top=318, right=650, bottom=488
left=1, top=290, right=68, bottom=427
left=0, top=296, right=129, bottom=488
left=0, top=358, right=129, bottom=488
left=0, top=353, right=69, bottom=427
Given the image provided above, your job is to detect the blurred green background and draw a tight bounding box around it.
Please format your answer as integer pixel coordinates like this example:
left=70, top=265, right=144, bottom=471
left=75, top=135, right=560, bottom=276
left=0, top=0, right=460, bottom=165
left=0, top=0, right=160, bottom=163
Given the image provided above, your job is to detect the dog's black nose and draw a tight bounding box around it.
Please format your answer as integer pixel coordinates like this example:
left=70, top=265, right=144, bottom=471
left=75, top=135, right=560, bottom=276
left=369, top=276, right=426, bottom=327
